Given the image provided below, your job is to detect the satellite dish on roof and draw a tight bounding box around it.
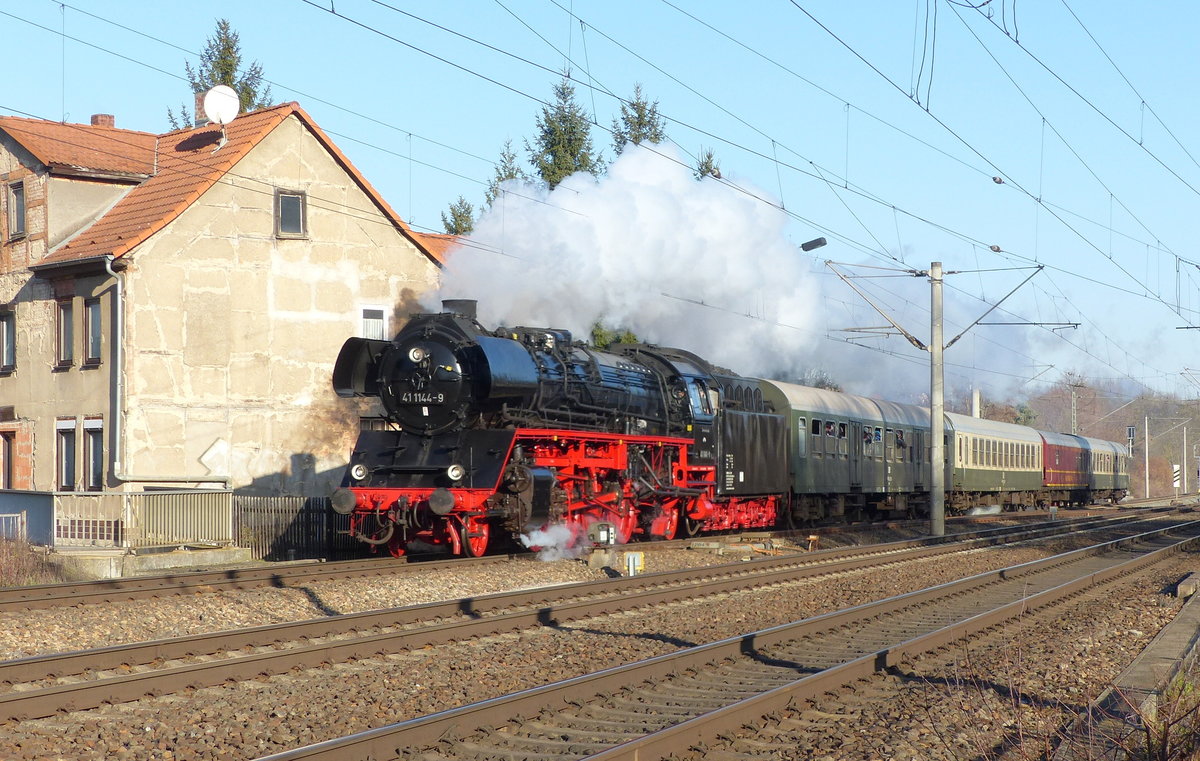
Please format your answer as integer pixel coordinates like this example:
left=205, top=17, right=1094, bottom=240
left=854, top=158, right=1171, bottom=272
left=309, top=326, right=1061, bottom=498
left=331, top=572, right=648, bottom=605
left=202, top=85, right=240, bottom=126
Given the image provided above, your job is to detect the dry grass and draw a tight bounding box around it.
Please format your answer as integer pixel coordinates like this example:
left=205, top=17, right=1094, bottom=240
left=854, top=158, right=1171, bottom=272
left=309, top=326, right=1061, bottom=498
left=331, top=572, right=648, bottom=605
left=0, top=539, right=64, bottom=587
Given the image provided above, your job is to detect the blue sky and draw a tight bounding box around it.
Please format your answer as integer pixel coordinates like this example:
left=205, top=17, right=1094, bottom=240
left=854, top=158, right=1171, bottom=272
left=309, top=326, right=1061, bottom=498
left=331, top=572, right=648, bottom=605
left=5, top=1, right=1199, bottom=404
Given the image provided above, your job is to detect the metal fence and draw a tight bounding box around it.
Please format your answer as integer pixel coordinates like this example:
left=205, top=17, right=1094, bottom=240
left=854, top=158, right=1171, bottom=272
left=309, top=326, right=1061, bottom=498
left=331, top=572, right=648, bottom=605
left=0, top=513, right=26, bottom=541
left=234, top=495, right=358, bottom=560
left=52, top=491, right=233, bottom=549
left=0, top=490, right=357, bottom=560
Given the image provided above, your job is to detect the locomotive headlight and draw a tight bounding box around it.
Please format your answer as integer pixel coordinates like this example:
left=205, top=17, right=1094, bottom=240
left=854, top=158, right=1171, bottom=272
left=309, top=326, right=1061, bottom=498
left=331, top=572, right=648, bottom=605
left=446, top=464, right=466, bottom=482
left=349, top=463, right=369, bottom=482
left=330, top=488, right=358, bottom=515
left=408, top=346, right=428, bottom=363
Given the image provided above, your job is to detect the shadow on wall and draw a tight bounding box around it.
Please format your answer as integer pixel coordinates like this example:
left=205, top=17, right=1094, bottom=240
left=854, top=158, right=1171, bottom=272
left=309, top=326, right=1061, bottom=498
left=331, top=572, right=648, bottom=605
left=236, top=452, right=345, bottom=498
left=232, top=452, right=368, bottom=561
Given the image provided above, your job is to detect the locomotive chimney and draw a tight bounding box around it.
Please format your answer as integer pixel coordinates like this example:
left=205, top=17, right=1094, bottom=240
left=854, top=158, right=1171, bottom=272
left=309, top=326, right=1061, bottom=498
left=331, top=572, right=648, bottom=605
left=442, top=299, right=477, bottom=319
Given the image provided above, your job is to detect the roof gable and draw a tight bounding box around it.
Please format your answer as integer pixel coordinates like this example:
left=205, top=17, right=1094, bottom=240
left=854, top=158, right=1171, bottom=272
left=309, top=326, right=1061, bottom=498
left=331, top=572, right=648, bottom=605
left=0, top=115, right=156, bottom=178
left=29, top=103, right=442, bottom=268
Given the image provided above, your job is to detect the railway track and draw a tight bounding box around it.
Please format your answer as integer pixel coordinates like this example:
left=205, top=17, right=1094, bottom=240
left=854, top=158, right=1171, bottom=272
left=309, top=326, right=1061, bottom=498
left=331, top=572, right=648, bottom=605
left=0, top=554, right=512, bottom=612
left=0, top=506, right=1163, bottom=613
left=251, top=519, right=1200, bottom=761
left=0, top=510, right=1182, bottom=726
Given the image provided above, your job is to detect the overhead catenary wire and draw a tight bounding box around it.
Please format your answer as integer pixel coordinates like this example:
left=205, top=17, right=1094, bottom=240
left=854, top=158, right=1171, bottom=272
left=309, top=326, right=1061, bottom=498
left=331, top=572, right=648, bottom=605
left=7, top=0, right=1190, bottom=391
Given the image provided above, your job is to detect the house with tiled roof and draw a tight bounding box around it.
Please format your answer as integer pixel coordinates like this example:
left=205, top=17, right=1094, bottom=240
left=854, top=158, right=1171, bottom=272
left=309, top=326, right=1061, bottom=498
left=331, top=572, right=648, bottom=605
left=0, top=104, right=442, bottom=496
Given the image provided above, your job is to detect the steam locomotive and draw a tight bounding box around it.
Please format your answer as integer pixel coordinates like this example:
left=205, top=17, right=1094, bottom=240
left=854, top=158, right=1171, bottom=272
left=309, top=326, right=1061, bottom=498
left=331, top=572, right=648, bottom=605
left=330, top=300, right=1129, bottom=557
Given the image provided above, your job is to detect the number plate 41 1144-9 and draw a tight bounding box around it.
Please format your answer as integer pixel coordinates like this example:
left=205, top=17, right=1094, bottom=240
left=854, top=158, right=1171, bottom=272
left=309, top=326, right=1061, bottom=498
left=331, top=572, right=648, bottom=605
left=400, top=392, right=445, bottom=404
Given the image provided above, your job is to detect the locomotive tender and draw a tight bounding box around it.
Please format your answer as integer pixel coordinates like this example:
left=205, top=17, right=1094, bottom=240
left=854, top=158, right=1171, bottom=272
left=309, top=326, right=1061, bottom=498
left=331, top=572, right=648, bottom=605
left=330, top=300, right=1129, bottom=557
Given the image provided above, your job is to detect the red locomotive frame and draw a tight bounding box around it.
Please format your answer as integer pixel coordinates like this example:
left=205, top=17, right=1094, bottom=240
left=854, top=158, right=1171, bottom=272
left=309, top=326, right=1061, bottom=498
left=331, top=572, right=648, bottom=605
left=346, top=427, right=782, bottom=557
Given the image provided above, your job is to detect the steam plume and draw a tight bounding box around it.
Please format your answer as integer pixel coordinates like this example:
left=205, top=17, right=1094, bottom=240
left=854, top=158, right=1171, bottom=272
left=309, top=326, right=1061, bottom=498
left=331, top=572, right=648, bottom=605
left=437, top=144, right=822, bottom=379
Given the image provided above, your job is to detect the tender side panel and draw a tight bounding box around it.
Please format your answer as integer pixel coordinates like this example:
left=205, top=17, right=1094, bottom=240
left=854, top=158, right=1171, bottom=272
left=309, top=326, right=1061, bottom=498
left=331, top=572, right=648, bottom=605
left=716, top=410, right=788, bottom=495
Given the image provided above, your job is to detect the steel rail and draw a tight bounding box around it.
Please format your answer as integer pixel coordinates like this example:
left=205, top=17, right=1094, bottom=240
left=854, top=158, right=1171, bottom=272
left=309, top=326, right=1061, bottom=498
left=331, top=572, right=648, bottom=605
left=247, top=521, right=1200, bottom=761
left=1, top=507, right=1171, bottom=612
left=0, top=554, right=514, bottom=612
left=0, top=513, right=1174, bottom=723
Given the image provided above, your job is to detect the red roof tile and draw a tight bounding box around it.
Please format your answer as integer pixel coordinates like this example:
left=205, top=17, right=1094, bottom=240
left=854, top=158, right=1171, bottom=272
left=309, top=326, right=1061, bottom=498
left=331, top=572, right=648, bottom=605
left=25, top=103, right=443, bottom=267
left=0, top=116, right=155, bottom=177
left=410, top=231, right=462, bottom=261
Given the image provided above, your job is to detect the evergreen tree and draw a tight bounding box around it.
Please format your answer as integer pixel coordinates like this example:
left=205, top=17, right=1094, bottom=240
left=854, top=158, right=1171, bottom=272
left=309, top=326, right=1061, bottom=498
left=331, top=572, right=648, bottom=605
left=526, top=75, right=603, bottom=189
left=440, top=196, right=475, bottom=235
left=590, top=321, right=639, bottom=349
left=694, top=148, right=722, bottom=180
left=611, top=84, right=667, bottom=155
left=168, top=19, right=274, bottom=130
left=485, top=139, right=528, bottom=208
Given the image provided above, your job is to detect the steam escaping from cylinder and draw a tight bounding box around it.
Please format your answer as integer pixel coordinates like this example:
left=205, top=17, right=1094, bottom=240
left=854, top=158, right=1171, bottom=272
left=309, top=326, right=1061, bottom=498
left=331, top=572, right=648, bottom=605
left=967, top=505, right=1003, bottom=516
left=436, top=144, right=822, bottom=379
left=520, top=523, right=585, bottom=562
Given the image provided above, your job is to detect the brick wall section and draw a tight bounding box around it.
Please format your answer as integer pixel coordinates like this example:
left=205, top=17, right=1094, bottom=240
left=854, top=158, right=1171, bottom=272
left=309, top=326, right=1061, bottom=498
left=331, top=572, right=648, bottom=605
left=0, top=421, right=35, bottom=489
left=0, top=164, right=47, bottom=273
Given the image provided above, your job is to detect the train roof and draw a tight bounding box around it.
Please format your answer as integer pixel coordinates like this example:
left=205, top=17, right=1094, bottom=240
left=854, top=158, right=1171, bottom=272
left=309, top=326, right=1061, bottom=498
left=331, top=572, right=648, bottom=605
left=1076, top=436, right=1130, bottom=456
left=758, top=378, right=930, bottom=428
left=945, top=411, right=1043, bottom=443
left=1040, top=431, right=1129, bottom=456
left=1040, top=431, right=1082, bottom=448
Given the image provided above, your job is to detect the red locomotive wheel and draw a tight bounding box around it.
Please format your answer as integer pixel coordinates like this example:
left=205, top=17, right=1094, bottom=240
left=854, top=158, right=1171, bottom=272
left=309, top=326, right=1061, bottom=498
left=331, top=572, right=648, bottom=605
left=615, top=502, right=638, bottom=544
left=649, top=505, right=679, bottom=540
left=461, top=515, right=491, bottom=558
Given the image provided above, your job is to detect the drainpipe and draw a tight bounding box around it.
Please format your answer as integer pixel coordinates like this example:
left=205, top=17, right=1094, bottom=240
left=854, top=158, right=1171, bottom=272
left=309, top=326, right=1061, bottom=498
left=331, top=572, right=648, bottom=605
left=104, top=255, right=230, bottom=488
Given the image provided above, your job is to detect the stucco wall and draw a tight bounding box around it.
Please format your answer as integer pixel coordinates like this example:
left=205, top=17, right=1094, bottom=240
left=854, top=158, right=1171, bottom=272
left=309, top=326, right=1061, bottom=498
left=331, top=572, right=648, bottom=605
left=122, top=115, right=439, bottom=495
left=1, top=139, right=118, bottom=491
left=47, top=177, right=133, bottom=249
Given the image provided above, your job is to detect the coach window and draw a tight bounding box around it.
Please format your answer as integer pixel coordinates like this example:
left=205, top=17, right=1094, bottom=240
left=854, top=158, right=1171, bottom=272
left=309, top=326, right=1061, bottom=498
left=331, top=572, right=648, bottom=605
left=796, top=418, right=807, bottom=457
left=811, top=419, right=822, bottom=456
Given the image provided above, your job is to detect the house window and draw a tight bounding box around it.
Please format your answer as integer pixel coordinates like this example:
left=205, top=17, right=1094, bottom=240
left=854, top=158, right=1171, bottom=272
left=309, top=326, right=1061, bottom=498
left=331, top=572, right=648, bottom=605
left=84, top=298, right=102, bottom=365
left=56, top=299, right=74, bottom=367
left=6, top=181, right=24, bottom=239
left=0, top=431, right=14, bottom=489
left=56, top=419, right=76, bottom=491
left=275, top=189, right=307, bottom=238
left=84, top=418, right=103, bottom=491
left=0, top=310, right=13, bottom=372
left=361, top=308, right=385, bottom=340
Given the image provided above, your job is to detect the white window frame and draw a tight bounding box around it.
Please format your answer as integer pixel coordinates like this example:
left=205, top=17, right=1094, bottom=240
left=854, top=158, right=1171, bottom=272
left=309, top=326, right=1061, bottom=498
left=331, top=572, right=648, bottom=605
left=0, top=309, right=13, bottom=372
left=361, top=306, right=386, bottom=340
left=6, top=181, right=25, bottom=240
left=56, top=418, right=77, bottom=492
left=56, top=299, right=74, bottom=367
left=84, top=417, right=103, bottom=491
left=84, top=297, right=102, bottom=365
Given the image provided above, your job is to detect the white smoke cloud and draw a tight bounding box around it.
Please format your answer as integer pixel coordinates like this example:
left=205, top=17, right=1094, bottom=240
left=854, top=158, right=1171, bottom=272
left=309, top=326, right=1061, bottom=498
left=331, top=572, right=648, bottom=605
left=520, top=523, right=584, bottom=562
left=435, top=144, right=823, bottom=378
left=966, top=505, right=1003, bottom=516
